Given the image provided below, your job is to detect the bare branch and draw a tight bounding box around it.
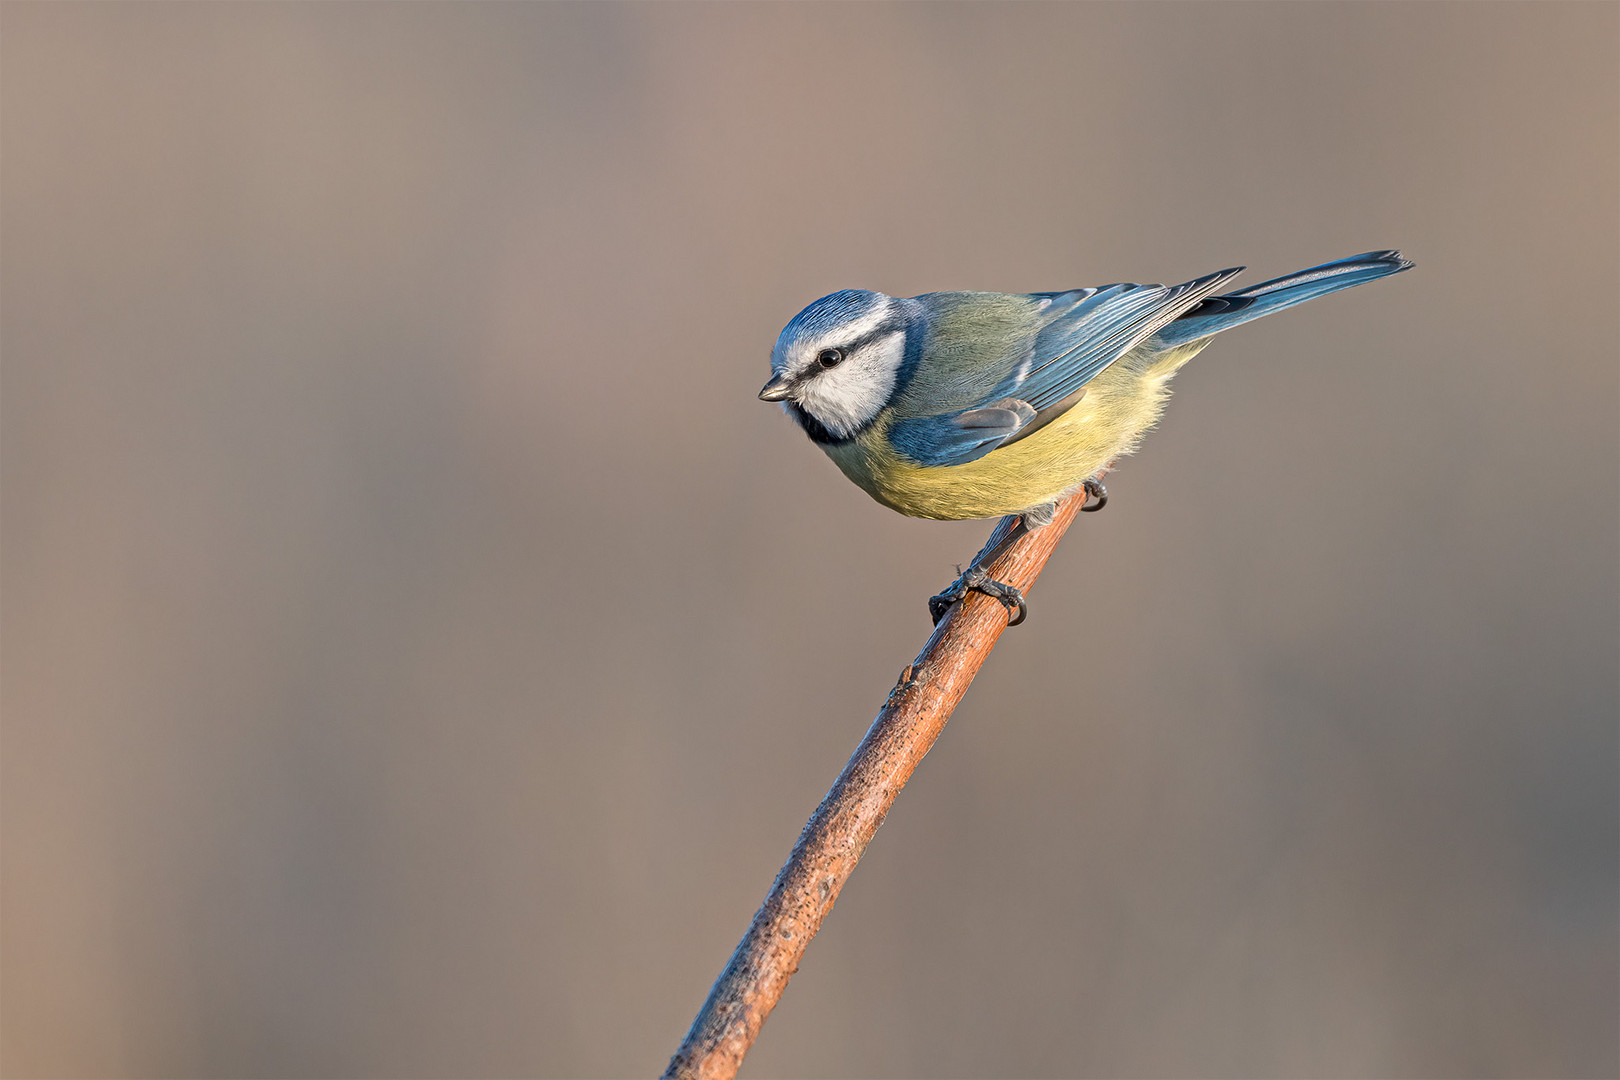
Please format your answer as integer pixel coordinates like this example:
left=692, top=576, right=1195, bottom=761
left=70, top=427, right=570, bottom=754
left=664, top=491, right=1089, bottom=1080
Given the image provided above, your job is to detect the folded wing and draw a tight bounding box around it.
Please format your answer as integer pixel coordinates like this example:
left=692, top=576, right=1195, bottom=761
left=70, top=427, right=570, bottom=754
left=889, top=267, right=1244, bottom=467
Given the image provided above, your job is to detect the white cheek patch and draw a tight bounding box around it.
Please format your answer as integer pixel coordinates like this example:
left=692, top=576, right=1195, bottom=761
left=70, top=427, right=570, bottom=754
left=796, top=331, right=905, bottom=439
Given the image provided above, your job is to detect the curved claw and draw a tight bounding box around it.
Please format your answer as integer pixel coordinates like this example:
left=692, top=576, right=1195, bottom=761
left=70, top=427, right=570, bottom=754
left=1081, top=478, right=1108, bottom=512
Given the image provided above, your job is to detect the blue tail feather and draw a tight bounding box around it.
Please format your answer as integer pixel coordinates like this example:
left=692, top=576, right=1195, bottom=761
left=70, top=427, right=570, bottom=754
left=1150, top=250, right=1412, bottom=349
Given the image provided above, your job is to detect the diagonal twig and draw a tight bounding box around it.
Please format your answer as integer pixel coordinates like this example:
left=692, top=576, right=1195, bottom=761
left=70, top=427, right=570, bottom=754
left=663, top=489, right=1090, bottom=1080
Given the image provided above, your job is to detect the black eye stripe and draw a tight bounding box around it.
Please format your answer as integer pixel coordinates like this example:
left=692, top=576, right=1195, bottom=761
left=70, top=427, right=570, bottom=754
left=815, top=322, right=902, bottom=367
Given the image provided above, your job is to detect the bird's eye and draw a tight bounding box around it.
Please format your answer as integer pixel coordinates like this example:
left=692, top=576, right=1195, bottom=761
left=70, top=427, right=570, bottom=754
left=817, top=348, right=844, bottom=369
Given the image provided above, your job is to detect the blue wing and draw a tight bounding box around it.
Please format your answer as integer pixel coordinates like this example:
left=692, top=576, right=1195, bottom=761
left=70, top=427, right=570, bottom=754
left=1013, top=268, right=1242, bottom=411
left=887, top=399, right=1036, bottom=468
left=889, top=267, right=1244, bottom=467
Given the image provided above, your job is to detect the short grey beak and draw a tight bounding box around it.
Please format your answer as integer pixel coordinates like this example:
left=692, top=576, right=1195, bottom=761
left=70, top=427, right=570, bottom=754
left=758, top=374, right=795, bottom=402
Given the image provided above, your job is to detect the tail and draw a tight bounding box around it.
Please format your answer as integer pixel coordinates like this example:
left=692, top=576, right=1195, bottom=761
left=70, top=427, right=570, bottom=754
left=1149, top=250, right=1413, bottom=349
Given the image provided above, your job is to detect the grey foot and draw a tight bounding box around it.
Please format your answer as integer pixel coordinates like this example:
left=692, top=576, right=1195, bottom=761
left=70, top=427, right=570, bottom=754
left=928, top=565, right=1027, bottom=627
left=1081, top=478, right=1107, bottom=512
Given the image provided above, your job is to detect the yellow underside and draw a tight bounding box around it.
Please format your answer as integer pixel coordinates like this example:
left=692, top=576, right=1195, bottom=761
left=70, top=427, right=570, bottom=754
left=825, top=341, right=1207, bottom=520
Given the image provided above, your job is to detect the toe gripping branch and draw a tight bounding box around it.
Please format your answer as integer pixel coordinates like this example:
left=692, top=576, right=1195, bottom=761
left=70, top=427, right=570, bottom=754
left=927, top=478, right=1109, bottom=628
left=929, top=566, right=1027, bottom=628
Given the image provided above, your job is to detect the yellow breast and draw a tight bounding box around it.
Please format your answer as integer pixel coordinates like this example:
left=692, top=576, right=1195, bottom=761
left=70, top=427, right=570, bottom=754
left=824, top=341, right=1207, bottom=520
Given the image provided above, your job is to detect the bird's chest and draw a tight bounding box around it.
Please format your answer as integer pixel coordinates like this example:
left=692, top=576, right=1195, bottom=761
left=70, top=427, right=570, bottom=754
left=820, top=417, right=902, bottom=499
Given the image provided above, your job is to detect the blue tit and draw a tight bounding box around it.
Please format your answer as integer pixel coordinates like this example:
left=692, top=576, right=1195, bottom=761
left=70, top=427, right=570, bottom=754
left=759, top=251, right=1412, bottom=623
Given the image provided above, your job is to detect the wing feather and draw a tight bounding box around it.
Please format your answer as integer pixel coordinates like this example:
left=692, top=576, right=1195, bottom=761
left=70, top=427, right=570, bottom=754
left=888, top=399, right=1035, bottom=468
left=1009, top=267, right=1245, bottom=411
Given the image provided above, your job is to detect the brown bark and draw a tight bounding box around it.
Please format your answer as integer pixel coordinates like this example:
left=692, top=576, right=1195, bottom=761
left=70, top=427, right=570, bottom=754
left=663, top=491, right=1088, bottom=1080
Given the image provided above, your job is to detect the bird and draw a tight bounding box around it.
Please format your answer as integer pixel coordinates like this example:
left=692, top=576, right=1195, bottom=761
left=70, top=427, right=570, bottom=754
left=759, top=250, right=1413, bottom=625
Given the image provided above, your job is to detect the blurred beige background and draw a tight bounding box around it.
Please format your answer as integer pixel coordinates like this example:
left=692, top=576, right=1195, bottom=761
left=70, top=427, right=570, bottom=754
left=3, top=3, right=1615, bottom=1077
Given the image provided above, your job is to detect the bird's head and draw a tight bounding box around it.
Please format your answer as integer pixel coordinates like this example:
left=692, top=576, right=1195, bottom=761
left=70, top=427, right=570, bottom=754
left=761, top=289, right=917, bottom=442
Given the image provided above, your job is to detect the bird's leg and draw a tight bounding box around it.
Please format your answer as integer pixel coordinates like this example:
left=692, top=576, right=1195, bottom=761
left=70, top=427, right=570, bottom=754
left=1020, top=499, right=1059, bottom=530
left=927, top=481, right=1109, bottom=627
left=928, top=502, right=1056, bottom=627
